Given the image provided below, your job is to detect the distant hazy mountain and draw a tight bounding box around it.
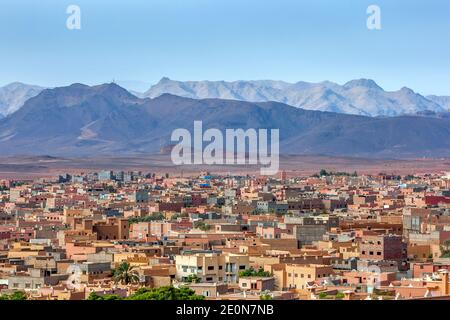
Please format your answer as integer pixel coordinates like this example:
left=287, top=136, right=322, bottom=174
left=427, top=95, right=450, bottom=110
left=0, top=82, right=45, bottom=116
left=1, top=83, right=450, bottom=158
left=143, top=78, right=446, bottom=117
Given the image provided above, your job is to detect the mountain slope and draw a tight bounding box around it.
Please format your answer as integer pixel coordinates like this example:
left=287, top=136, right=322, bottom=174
left=144, top=78, right=446, bottom=117
left=1, top=83, right=450, bottom=158
left=427, top=95, right=450, bottom=110
left=0, top=82, right=45, bottom=116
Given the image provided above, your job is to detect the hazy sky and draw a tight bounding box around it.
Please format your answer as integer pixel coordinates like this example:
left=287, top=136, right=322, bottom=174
left=1, top=0, right=449, bottom=94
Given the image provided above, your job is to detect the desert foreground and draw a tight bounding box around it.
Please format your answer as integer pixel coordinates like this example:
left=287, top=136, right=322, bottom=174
left=0, top=154, right=449, bottom=179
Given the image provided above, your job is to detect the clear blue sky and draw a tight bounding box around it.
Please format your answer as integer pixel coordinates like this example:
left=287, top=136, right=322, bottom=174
left=1, top=0, right=449, bottom=95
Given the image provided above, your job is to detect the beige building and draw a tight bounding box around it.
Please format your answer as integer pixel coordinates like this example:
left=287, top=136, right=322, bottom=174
left=175, top=251, right=249, bottom=283
left=265, top=263, right=333, bottom=292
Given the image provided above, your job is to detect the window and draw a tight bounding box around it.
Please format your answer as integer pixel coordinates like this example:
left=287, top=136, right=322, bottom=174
left=206, top=277, right=213, bottom=281
left=301, top=274, right=304, bottom=278
left=377, top=252, right=382, bottom=256
left=369, top=251, right=374, bottom=255
left=294, top=273, right=298, bottom=278
left=239, top=265, right=246, bottom=270
left=218, top=266, right=223, bottom=270
left=208, top=266, right=214, bottom=271
left=242, top=282, right=247, bottom=287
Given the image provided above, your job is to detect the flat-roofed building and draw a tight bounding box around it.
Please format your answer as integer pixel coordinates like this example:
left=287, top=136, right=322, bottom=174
left=175, top=251, right=249, bottom=283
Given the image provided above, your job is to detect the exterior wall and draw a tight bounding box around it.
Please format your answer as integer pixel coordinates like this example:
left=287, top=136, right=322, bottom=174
left=8, top=273, right=68, bottom=290
left=412, top=263, right=450, bottom=278
left=174, top=253, right=249, bottom=283
left=65, top=242, right=98, bottom=259
left=187, top=283, right=228, bottom=298
left=285, top=264, right=333, bottom=292
left=239, top=277, right=275, bottom=292
left=360, top=234, right=407, bottom=270
left=294, top=225, right=327, bottom=245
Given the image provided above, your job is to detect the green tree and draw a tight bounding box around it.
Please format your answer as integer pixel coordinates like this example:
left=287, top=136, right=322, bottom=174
left=239, top=267, right=271, bottom=277
left=171, top=213, right=189, bottom=220
left=260, top=294, right=273, bottom=300
left=87, top=292, right=121, bottom=300
left=194, top=221, right=211, bottom=231
left=112, top=262, right=140, bottom=285
left=186, top=274, right=201, bottom=283
left=128, top=212, right=165, bottom=224
left=335, top=292, right=345, bottom=299
left=0, top=291, right=27, bottom=300
left=318, top=292, right=328, bottom=299
left=126, top=286, right=204, bottom=300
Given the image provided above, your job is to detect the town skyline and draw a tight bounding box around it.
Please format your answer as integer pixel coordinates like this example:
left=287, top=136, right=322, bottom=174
left=1, top=168, right=450, bottom=301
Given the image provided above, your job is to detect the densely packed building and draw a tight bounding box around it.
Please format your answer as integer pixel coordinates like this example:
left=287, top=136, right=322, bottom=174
left=1, top=170, right=450, bottom=300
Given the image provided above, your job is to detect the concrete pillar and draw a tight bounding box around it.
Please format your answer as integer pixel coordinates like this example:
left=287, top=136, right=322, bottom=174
left=439, top=269, right=449, bottom=296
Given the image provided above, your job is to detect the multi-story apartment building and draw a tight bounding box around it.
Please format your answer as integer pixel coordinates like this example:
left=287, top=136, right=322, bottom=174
left=265, top=263, right=333, bottom=292
left=359, top=234, right=408, bottom=270
left=174, top=251, right=249, bottom=283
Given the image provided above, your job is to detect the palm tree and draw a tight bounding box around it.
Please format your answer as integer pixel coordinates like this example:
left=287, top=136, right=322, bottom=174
left=112, top=262, right=140, bottom=285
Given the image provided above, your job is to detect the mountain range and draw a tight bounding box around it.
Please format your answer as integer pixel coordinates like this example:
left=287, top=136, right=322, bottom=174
left=143, top=78, right=449, bottom=117
left=0, top=82, right=45, bottom=117
left=1, top=83, right=450, bottom=159
left=1, top=79, right=450, bottom=118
